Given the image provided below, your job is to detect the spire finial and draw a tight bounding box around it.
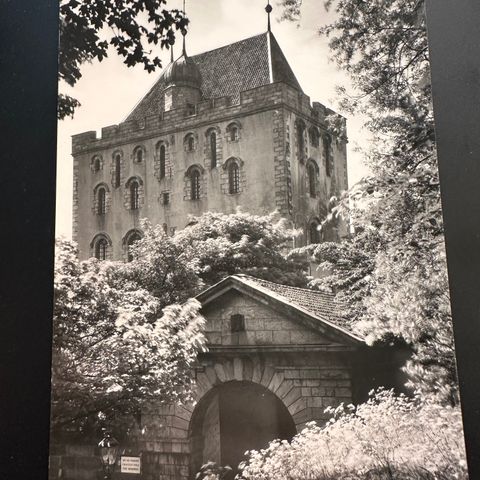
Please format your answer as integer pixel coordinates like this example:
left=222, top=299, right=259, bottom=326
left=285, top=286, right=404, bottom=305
left=265, top=0, right=272, bottom=32
left=170, top=44, right=174, bottom=63
left=182, top=0, right=187, bottom=56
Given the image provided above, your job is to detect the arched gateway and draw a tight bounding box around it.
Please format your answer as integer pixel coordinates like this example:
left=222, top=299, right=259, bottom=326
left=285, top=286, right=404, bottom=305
left=190, top=381, right=296, bottom=477
left=138, top=274, right=378, bottom=480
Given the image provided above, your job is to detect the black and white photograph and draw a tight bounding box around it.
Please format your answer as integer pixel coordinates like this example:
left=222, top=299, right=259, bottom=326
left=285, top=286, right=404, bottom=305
left=48, top=0, right=470, bottom=479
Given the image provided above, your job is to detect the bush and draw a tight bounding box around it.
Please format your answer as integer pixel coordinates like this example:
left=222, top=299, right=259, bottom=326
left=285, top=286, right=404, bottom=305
left=238, top=390, right=468, bottom=480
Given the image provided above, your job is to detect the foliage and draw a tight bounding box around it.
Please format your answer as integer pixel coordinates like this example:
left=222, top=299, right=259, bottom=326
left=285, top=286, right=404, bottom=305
left=129, top=212, right=310, bottom=297
left=238, top=389, right=468, bottom=480
left=58, top=0, right=188, bottom=119
left=51, top=239, right=206, bottom=436
left=175, top=211, right=309, bottom=288
left=52, top=212, right=308, bottom=434
left=282, top=1, right=457, bottom=402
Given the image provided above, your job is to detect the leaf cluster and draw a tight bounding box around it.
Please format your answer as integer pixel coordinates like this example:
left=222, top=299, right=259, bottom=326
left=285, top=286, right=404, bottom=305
left=58, top=0, right=187, bottom=118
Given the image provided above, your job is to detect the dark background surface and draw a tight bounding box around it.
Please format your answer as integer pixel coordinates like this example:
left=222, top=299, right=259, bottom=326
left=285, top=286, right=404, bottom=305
left=426, top=1, right=480, bottom=476
left=0, top=0, right=479, bottom=478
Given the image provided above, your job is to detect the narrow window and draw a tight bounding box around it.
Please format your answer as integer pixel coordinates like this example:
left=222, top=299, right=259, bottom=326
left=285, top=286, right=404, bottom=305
left=310, top=222, right=321, bottom=244
left=297, top=123, right=305, bottom=160
left=95, top=238, right=108, bottom=260
left=93, top=157, right=101, bottom=172
left=230, top=314, right=245, bottom=333
left=135, top=148, right=143, bottom=163
left=191, top=170, right=201, bottom=200
left=130, top=181, right=139, bottom=210
left=97, top=187, right=106, bottom=215
left=186, top=135, right=195, bottom=152
left=127, top=232, right=141, bottom=262
left=162, top=192, right=170, bottom=205
left=324, top=135, right=332, bottom=176
left=210, top=132, right=217, bottom=168
left=308, top=164, right=316, bottom=197
left=114, top=154, right=121, bottom=188
left=230, top=126, right=238, bottom=141
left=163, top=223, right=168, bottom=235
left=228, top=163, right=240, bottom=194
left=159, top=144, right=166, bottom=179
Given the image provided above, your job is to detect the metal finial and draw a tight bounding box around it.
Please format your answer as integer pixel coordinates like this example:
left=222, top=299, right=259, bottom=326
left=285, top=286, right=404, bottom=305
left=265, top=0, right=272, bottom=32
left=170, top=44, right=174, bottom=63
left=182, top=0, right=187, bottom=55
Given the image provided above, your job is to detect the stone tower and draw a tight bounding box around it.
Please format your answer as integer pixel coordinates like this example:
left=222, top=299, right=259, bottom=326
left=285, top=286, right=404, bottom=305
left=72, top=30, right=348, bottom=261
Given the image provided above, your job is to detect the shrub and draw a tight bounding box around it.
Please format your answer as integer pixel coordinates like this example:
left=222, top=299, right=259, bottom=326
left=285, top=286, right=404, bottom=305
left=238, top=389, right=468, bottom=480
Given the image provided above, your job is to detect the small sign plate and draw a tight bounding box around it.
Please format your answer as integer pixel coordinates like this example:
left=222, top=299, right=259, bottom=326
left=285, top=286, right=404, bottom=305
left=120, top=456, right=141, bottom=474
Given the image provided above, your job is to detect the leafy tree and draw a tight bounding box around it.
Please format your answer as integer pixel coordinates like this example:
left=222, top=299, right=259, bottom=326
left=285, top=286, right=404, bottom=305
left=175, top=211, right=310, bottom=288
left=238, top=389, right=467, bottom=480
left=51, top=239, right=206, bottom=437
left=52, top=212, right=309, bottom=435
left=282, top=1, right=456, bottom=402
left=58, top=0, right=188, bottom=119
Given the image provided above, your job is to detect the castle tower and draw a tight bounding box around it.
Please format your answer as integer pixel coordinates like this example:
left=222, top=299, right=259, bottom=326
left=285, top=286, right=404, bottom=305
left=72, top=26, right=348, bottom=261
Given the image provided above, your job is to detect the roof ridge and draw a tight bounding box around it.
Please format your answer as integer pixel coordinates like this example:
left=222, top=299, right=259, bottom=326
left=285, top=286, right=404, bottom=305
left=190, top=31, right=268, bottom=59
left=236, top=274, right=334, bottom=297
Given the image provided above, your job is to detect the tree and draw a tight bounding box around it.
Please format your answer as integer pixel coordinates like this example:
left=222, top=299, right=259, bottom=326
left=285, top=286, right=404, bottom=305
left=176, top=211, right=310, bottom=288
left=51, top=239, right=206, bottom=437
left=238, top=389, right=467, bottom=480
left=282, top=1, right=457, bottom=402
left=52, top=212, right=309, bottom=435
left=58, top=0, right=188, bottom=119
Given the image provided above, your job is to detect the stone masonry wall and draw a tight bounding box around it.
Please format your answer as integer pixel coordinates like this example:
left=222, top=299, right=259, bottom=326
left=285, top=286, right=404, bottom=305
left=72, top=81, right=348, bottom=260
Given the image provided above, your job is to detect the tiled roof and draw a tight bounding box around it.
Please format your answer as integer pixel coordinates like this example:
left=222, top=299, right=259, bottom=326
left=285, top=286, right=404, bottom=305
left=125, top=32, right=303, bottom=122
left=235, top=274, right=356, bottom=336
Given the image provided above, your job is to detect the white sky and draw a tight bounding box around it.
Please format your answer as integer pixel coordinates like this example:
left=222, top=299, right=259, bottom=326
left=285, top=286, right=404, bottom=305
left=56, top=0, right=369, bottom=238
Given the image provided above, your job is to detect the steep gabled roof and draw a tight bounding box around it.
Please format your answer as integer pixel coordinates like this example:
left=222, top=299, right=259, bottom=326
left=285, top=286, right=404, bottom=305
left=196, top=274, right=363, bottom=346
left=125, top=32, right=303, bottom=122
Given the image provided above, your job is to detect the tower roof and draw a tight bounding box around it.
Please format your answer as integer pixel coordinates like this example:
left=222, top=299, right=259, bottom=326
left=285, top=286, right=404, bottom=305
left=125, top=31, right=303, bottom=122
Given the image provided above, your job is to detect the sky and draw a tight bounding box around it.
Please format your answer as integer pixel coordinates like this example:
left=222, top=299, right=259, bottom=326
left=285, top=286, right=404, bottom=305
left=56, top=0, right=369, bottom=238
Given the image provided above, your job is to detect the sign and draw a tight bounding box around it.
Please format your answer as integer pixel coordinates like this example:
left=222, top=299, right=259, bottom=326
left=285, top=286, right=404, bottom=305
left=120, top=456, right=141, bottom=474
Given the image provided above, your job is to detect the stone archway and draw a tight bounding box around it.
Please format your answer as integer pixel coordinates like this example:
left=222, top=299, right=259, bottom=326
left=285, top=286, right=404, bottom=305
left=189, top=381, right=296, bottom=478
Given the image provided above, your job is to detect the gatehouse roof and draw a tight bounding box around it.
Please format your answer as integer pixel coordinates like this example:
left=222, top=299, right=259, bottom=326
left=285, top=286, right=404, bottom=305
left=125, top=31, right=303, bottom=122
left=196, top=274, right=364, bottom=346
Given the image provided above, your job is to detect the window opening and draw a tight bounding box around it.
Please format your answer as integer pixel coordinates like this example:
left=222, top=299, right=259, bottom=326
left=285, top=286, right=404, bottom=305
left=130, top=181, right=139, bottom=210
left=95, top=238, right=108, bottom=260
left=159, top=144, right=166, bottom=179
left=230, top=314, right=245, bottom=333
left=210, top=132, right=217, bottom=168
left=191, top=170, right=201, bottom=200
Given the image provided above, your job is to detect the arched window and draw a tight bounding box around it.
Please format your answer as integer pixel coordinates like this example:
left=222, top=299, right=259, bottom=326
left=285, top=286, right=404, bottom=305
left=159, top=144, right=166, bottom=179
left=210, top=131, right=217, bottom=168
left=130, top=181, right=139, bottom=209
left=91, top=234, right=112, bottom=261
left=296, top=121, right=306, bottom=161
left=114, top=154, right=121, bottom=187
left=307, top=162, right=317, bottom=197
left=309, top=126, right=320, bottom=147
left=227, top=123, right=240, bottom=142
left=133, top=147, right=144, bottom=164
left=97, top=187, right=106, bottom=215
left=94, top=238, right=108, bottom=260
left=324, top=134, right=333, bottom=176
left=191, top=169, right=201, bottom=200
left=309, top=221, right=321, bottom=244
left=126, top=231, right=142, bottom=262
left=228, top=162, right=240, bottom=194
left=93, top=157, right=101, bottom=172
left=184, top=133, right=195, bottom=152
